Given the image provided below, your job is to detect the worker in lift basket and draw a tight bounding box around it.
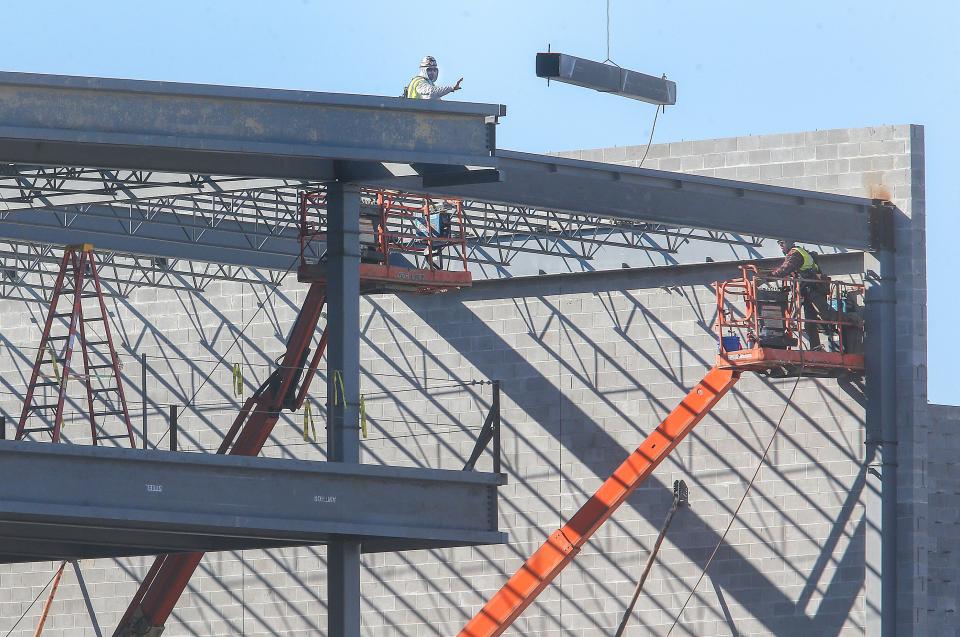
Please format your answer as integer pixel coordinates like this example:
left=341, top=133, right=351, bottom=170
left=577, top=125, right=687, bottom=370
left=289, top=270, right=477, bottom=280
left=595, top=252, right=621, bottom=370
left=766, top=239, right=836, bottom=351
left=404, top=56, right=463, bottom=99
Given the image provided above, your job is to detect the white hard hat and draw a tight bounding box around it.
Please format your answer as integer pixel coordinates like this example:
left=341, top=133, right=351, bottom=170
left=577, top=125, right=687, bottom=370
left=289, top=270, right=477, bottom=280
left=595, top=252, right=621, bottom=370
left=420, top=56, right=438, bottom=69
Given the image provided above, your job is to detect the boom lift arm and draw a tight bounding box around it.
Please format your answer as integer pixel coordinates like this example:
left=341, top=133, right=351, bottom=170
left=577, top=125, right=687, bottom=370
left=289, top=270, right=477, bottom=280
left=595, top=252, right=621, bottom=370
left=458, top=366, right=740, bottom=637
left=116, top=188, right=474, bottom=636
left=114, top=282, right=329, bottom=637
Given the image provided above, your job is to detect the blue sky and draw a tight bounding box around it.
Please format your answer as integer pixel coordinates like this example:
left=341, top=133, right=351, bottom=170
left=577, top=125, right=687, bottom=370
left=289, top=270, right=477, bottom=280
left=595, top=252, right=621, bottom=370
left=3, top=0, right=957, bottom=402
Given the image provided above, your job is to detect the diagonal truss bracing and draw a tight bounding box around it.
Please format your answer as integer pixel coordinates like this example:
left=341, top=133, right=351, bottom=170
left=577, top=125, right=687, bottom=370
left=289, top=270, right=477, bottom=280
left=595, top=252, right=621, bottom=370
left=0, top=164, right=310, bottom=212
left=0, top=169, right=771, bottom=290
left=0, top=239, right=286, bottom=302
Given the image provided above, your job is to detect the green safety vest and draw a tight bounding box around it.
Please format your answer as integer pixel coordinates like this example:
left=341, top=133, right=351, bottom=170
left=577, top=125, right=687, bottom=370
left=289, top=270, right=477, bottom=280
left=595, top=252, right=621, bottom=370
left=406, top=76, right=427, bottom=99
left=792, top=246, right=819, bottom=274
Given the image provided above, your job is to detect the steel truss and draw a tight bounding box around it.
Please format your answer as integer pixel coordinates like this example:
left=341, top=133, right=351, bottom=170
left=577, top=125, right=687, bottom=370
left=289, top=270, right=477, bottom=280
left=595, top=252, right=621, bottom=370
left=0, top=169, right=769, bottom=287
left=0, top=164, right=308, bottom=212
left=0, top=239, right=284, bottom=302
left=459, top=200, right=765, bottom=266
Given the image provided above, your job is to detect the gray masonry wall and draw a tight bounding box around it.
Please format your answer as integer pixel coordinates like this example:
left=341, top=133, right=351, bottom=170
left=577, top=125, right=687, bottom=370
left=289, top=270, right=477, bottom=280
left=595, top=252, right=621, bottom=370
left=926, top=404, right=960, bottom=635
left=0, top=125, right=934, bottom=636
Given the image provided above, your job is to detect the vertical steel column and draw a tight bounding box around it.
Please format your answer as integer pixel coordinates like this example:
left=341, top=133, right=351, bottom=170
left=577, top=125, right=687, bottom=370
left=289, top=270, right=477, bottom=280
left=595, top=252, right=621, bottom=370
left=141, top=352, right=147, bottom=450
left=169, top=405, right=178, bottom=452
left=325, top=181, right=362, bottom=637
left=492, top=380, right=501, bottom=474
left=864, top=241, right=897, bottom=636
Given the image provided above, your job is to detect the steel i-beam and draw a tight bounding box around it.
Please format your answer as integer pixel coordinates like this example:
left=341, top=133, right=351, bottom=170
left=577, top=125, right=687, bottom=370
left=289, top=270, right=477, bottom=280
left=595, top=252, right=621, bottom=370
left=0, top=440, right=506, bottom=564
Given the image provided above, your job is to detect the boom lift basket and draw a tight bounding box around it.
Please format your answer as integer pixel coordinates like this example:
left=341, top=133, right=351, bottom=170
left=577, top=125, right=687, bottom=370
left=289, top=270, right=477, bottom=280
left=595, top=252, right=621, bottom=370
left=298, top=188, right=472, bottom=294
left=715, top=265, right=865, bottom=378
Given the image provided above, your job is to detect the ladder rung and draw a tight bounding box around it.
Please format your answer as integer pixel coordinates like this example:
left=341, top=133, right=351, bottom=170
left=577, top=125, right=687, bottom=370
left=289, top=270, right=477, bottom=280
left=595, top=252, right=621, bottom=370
left=93, top=410, right=124, bottom=417
left=28, top=404, right=60, bottom=410
left=22, top=427, right=54, bottom=434
left=34, top=381, right=60, bottom=387
left=51, top=312, right=73, bottom=318
left=83, top=316, right=104, bottom=322
left=88, top=364, right=115, bottom=370
left=96, top=434, right=130, bottom=441
left=60, top=292, right=97, bottom=298
left=91, top=387, right=119, bottom=393
left=47, top=335, right=70, bottom=341
left=85, top=340, right=109, bottom=346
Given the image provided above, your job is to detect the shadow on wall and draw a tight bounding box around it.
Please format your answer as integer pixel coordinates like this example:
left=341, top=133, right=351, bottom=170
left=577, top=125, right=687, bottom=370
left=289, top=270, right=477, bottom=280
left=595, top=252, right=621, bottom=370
left=374, top=257, right=866, bottom=636
left=0, top=255, right=867, bottom=636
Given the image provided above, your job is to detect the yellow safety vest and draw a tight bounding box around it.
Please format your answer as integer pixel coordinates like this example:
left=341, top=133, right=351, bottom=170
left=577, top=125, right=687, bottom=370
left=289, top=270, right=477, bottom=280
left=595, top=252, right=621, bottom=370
left=406, top=76, right=427, bottom=99
left=792, top=246, right=819, bottom=274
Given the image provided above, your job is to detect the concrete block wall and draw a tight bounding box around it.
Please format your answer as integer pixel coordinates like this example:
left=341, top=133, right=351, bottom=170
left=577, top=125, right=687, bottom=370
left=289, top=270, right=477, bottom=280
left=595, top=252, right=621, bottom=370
left=0, top=125, right=929, bottom=636
left=926, top=404, right=960, bottom=635
left=557, top=124, right=929, bottom=635
left=0, top=257, right=868, bottom=637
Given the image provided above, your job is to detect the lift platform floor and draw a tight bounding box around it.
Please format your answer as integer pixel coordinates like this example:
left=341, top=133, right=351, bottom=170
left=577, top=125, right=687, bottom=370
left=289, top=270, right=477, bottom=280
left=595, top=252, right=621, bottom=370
left=298, top=262, right=472, bottom=294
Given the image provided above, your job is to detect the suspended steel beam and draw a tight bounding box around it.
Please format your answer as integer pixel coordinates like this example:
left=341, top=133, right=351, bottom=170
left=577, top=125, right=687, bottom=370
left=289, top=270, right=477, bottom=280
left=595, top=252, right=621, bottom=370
left=535, top=52, right=677, bottom=105
left=0, top=440, right=506, bottom=564
left=0, top=71, right=503, bottom=178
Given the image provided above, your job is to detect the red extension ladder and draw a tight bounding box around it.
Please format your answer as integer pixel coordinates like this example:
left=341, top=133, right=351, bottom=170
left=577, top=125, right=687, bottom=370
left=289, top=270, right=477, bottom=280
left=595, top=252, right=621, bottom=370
left=16, top=243, right=136, bottom=447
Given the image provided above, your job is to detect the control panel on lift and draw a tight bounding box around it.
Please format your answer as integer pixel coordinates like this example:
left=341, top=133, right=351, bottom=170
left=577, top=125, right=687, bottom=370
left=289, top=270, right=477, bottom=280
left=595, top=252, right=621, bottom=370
left=298, top=189, right=472, bottom=295
left=715, top=265, right=865, bottom=378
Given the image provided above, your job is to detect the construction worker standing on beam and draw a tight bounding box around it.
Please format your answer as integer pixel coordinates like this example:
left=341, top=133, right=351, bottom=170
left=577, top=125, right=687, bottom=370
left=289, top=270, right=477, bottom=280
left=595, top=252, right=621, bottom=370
left=768, top=239, right=836, bottom=351
left=405, top=56, right=463, bottom=100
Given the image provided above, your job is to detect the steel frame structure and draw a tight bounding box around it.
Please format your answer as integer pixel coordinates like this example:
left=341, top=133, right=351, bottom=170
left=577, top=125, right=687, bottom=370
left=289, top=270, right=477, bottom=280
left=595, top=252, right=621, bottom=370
left=0, top=179, right=768, bottom=275
left=0, top=239, right=284, bottom=301
left=0, top=71, right=898, bottom=637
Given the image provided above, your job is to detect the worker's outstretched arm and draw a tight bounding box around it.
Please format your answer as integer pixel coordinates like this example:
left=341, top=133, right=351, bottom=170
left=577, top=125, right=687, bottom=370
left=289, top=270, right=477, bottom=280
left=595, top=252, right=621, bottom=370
left=458, top=366, right=740, bottom=637
left=415, top=77, right=461, bottom=99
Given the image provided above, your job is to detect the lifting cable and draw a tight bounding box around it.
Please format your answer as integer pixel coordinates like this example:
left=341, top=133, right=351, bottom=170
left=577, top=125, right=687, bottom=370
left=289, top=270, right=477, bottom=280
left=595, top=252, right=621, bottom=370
left=665, top=357, right=805, bottom=636
left=2, top=563, right=64, bottom=637
left=153, top=254, right=301, bottom=448
left=183, top=254, right=300, bottom=408
left=600, top=0, right=663, bottom=167
left=615, top=479, right=689, bottom=637
left=637, top=105, right=663, bottom=167
left=32, top=561, right=66, bottom=637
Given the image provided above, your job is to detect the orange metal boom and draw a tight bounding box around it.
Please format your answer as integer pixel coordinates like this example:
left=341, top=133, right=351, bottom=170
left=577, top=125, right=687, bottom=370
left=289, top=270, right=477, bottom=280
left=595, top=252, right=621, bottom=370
left=459, top=366, right=740, bottom=637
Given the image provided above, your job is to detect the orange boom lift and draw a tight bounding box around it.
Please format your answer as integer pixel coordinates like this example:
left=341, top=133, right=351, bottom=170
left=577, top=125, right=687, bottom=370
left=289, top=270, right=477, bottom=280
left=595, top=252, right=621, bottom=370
left=459, top=265, right=865, bottom=637
left=114, top=189, right=471, bottom=636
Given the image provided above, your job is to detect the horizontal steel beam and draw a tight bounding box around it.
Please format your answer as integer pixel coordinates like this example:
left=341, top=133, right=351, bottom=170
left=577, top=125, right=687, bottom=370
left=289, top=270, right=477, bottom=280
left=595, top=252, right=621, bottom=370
left=0, top=440, right=506, bottom=563
left=421, top=150, right=879, bottom=250
left=0, top=72, right=503, bottom=178
left=535, top=52, right=677, bottom=105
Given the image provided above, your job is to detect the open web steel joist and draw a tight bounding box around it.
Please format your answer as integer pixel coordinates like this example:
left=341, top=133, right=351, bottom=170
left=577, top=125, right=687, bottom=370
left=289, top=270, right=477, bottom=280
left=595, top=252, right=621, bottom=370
left=0, top=185, right=769, bottom=268
left=0, top=440, right=504, bottom=564
left=0, top=167, right=868, bottom=288
left=0, top=239, right=283, bottom=303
